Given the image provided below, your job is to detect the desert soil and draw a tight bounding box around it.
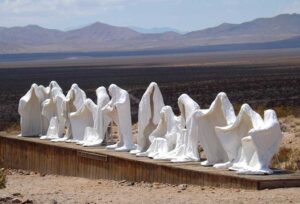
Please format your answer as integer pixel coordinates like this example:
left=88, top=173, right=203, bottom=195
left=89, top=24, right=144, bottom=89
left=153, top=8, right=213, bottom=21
left=0, top=169, right=299, bottom=204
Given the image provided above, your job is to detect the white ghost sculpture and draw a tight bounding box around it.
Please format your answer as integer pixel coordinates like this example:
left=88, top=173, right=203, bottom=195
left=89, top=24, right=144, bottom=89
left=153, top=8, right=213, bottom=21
left=130, top=82, right=165, bottom=155
left=102, top=84, right=136, bottom=152
left=154, top=94, right=200, bottom=161
left=18, top=84, right=45, bottom=136
left=69, top=99, right=95, bottom=143
left=214, top=104, right=264, bottom=169
left=81, top=87, right=111, bottom=147
left=40, top=87, right=67, bottom=140
left=52, top=83, right=87, bottom=142
left=229, top=110, right=283, bottom=174
left=187, top=92, right=236, bottom=166
left=39, top=81, right=62, bottom=135
left=137, top=106, right=181, bottom=158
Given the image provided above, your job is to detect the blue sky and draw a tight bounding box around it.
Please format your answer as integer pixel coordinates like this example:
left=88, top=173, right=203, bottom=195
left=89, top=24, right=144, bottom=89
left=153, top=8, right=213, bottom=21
left=0, top=0, right=300, bottom=31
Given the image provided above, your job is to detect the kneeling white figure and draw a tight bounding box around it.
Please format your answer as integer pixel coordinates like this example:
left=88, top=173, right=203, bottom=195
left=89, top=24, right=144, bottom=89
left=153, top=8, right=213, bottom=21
left=130, top=82, right=165, bottom=155
left=137, top=105, right=181, bottom=158
left=229, top=109, right=283, bottom=174
left=153, top=94, right=200, bottom=161
left=214, top=104, right=264, bottom=169
left=102, top=84, right=136, bottom=152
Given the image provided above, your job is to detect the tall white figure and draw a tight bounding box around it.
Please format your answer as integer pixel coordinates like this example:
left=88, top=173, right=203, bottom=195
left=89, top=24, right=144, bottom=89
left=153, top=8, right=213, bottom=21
left=214, top=104, right=264, bottom=169
left=137, top=106, right=181, bottom=158
left=230, top=110, right=283, bottom=174
left=18, top=84, right=45, bottom=136
left=102, top=84, right=136, bottom=152
left=188, top=92, right=236, bottom=166
left=51, top=83, right=87, bottom=142
left=40, top=87, right=67, bottom=140
left=65, top=84, right=86, bottom=141
left=130, top=82, right=165, bottom=154
left=40, top=81, right=62, bottom=135
left=77, top=87, right=111, bottom=146
left=155, top=94, right=200, bottom=161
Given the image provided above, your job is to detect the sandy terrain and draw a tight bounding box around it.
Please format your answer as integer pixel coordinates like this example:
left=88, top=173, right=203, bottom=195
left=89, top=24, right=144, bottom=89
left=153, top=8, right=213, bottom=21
left=0, top=169, right=299, bottom=204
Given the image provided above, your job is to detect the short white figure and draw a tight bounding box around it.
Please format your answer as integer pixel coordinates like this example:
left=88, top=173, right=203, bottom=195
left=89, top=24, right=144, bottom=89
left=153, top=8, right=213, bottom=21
left=137, top=106, right=181, bottom=158
left=187, top=92, right=236, bottom=166
left=230, top=110, right=283, bottom=174
left=69, top=99, right=95, bottom=142
left=130, top=82, right=165, bottom=154
left=18, top=84, right=45, bottom=136
left=214, top=104, right=264, bottom=169
left=80, top=87, right=111, bottom=147
left=153, top=94, right=200, bottom=161
left=102, top=84, right=136, bottom=152
left=40, top=87, right=67, bottom=140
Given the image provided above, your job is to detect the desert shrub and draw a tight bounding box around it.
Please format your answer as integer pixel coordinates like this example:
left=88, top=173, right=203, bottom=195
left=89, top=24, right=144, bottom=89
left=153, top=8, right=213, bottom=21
left=0, top=168, right=6, bottom=189
left=271, top=147, right=300, bottom=171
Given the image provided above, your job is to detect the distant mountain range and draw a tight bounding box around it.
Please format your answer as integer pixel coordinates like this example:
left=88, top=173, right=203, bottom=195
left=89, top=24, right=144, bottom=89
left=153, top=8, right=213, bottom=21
left=1, top=13, right=300, bottom=54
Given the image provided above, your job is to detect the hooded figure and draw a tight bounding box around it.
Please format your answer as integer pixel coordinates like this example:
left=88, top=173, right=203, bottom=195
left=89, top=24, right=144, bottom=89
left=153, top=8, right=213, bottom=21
left=39, top=81, right=62, bottom=135
left=214, top=104, right=264, bottom=169
left=154, top=94, right=200, bottom=161
left=137, top=106, right=181, bottom=158
left=186, top=92, right=236, bottom=165
left=40, top=87, right=67, bottom=140
left=102, top=84, right=136, bottom=152
left=52, top=83, right=86, bottom=142
left=230, top=110, right=283, bottom=175
left=69, top=99, right=95, bottom=143
left=130, top=82, right=165, bottom=154
left=79, top=87, right=111, bottom=146
left=18, top=84, right=45, bottom=136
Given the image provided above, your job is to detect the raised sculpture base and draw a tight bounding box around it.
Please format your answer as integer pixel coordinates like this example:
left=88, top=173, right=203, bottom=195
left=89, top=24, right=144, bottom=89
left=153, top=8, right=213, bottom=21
left=0, top=133, right=299, bottom=190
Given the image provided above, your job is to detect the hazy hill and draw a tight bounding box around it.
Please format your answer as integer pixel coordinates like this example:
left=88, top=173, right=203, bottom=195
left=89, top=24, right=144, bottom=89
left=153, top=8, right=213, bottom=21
left=1, top=13, right=300, bottom=54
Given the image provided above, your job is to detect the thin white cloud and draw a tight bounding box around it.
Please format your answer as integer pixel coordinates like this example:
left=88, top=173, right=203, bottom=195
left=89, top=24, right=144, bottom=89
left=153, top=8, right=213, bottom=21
left=282, top=0, right=300, bottom=13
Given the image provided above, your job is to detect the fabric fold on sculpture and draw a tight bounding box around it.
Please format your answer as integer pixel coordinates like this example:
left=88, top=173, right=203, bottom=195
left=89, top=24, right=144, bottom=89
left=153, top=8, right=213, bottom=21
left=186, top=92, right=236, bottom=166
left=80, top=87, right=111, bottom=147
left=102, top=84, right=136, bottom=151
left=18, top=84, right=46, bottom=136
left=214, top=104, right=264, bottom=169
left=153, top=94, right=200, bottom=161
left=130, top=82, right=165, bottom=155
left=230, top=110, right=283, bottom=174
left=137, top=106, right=181, bottom=158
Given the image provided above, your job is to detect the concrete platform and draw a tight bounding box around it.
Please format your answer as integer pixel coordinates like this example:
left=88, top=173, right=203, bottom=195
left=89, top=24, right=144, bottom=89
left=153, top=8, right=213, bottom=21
left=0, top=133, right=299, bottom=190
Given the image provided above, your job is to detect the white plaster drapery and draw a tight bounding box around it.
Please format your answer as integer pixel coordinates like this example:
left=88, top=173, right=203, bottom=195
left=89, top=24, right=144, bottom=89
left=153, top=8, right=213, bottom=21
left=130, top=82, right=165, bottom=154
left=102, top=84, right=136, bottom=151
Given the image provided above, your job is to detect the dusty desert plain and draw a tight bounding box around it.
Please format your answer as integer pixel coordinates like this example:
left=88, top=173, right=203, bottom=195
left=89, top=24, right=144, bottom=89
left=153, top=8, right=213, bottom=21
left=0, top=49, right=300, bottom=203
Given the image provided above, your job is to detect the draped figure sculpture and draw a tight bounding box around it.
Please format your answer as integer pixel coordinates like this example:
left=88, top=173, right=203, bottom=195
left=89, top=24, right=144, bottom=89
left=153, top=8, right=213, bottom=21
left=76, top=87, right=111, bottom=146
left=52, top=84, right=86, bottom=142
left=40, top=87, right=67, bottom=140
left=130, top=82, right=165, bottom=155
left=18, top=84, right=46, bottom=136
left=40, top=81, right=62, bottom=135
left=137, top=105, right=181, bottom=158
left=102, top=84, right=136, bottom=151
left=229, top=110, right=283, bottom=174
left=152, top=94, right=200, bottom=161
left=214, top=104, right=264, bottom=169
left=187, top=92, right=236, bottom=166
